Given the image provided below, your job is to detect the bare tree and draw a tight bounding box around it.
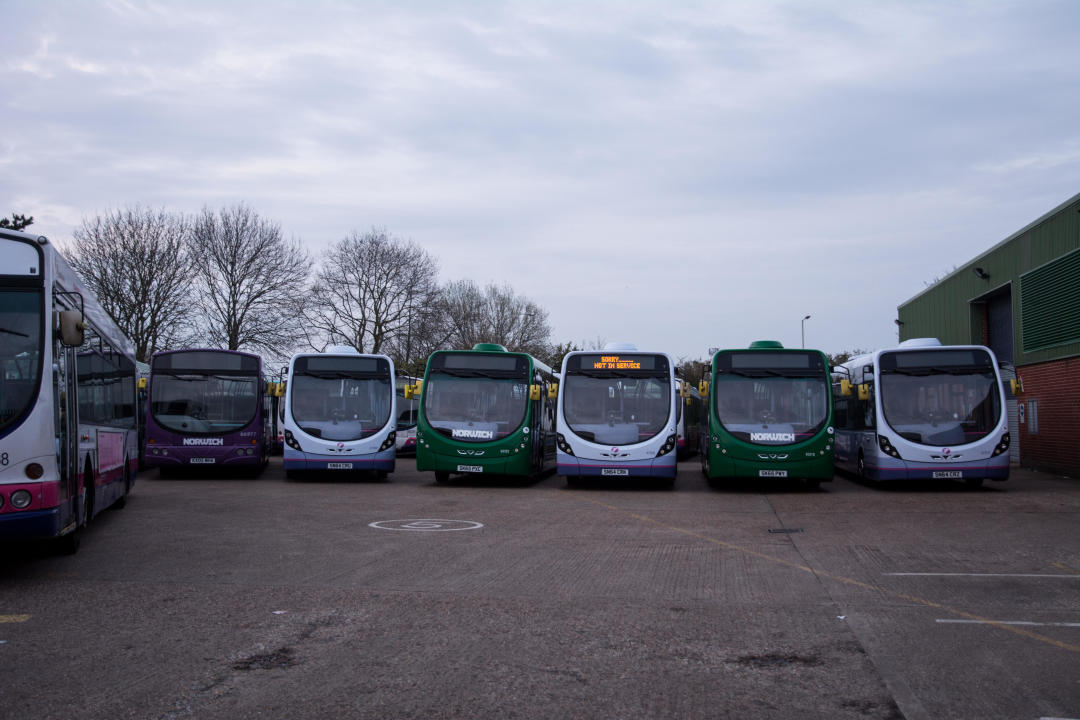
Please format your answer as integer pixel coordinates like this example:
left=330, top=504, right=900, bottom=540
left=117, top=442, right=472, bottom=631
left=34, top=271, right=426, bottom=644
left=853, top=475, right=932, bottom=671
left=441, top=280, right=552, bottom=358
left=189, top=204, right=311, bottom=356
left=67, top=206, right=196, bottom=362
left=304, top=229, right=442, bottom=375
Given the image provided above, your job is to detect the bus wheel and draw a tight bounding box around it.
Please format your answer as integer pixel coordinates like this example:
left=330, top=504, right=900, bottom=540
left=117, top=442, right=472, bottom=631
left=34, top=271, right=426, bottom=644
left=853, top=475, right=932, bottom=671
left=434, top=472, right=451, bottom=484
left=965, top=477, right=984, bottom=489
left=54, top=528, right=81, bottom=556
left=83, top=464, right=95, bottom=525
left=857, top=453, right=867, bottom=482
left=114, top=459, right=130, bottom=509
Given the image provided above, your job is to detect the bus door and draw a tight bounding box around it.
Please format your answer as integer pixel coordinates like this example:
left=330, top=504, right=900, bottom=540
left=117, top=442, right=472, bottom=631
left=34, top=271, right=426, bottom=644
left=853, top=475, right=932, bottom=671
left=54, top=342, right=80, bottom=528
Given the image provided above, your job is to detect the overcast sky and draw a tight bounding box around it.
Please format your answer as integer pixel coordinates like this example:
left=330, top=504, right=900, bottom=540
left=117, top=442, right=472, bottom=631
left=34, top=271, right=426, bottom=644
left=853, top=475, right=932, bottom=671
left=4, top=0, right=1079, bottom=360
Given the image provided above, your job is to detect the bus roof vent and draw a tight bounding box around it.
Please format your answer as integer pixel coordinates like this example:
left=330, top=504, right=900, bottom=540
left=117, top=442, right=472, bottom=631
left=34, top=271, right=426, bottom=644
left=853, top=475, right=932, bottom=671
left=325, top=345, right=360, bottom=354
left=749, top=340, right=784, bottom=349
left=602, top=342, right=638, bottom=352
left=898, top=338, right=942, bottom=348
left=472, top=343, right=507, bottom=352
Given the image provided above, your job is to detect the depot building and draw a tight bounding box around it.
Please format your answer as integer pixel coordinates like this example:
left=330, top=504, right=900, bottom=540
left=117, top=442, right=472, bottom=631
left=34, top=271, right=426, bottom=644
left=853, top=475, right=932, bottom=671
left=897, top=192, right=1080, bottom=477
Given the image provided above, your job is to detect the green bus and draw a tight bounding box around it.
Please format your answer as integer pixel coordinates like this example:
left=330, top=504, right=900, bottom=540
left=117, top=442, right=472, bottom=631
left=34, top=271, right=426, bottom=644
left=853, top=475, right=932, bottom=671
left=412, top=344, right=557, bottom=483
left=698, top=341, right=834, bottom=489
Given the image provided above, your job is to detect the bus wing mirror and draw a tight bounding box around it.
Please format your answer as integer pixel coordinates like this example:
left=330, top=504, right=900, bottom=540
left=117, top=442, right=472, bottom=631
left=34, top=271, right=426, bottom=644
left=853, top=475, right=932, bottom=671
left=1010, top=378, right=1023, bottom=395
left=138, top=378, right=148, bottom=390
left=840, top=379, right=853, bottom=397
left=58, top=310, right=85, bottom=347
left=679, top=382, right=689, bottom=399
left=698, top=380, right=709, bottom=396
left=404, top=380, right=422, bottom=399
left=547, top=383, right=558, bottom=400
left=857, top=384, right=870, bottom=401
left=530, top=384, right=541, bottom=401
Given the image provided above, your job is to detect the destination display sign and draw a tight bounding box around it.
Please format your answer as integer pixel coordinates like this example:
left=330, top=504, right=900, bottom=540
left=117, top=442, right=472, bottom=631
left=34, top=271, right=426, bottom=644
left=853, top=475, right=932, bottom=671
left=572, top=354, right=664, bottom=372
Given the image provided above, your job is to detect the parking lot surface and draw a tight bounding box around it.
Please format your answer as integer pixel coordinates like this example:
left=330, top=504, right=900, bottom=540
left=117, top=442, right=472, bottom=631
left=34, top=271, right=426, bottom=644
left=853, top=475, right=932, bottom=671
left=1, top=459, right=1078, bottom=719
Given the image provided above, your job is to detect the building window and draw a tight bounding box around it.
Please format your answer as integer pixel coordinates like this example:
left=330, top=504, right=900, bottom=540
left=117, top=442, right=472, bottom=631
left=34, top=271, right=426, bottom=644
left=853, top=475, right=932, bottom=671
left=1028, top=398, right=1039, bottom=435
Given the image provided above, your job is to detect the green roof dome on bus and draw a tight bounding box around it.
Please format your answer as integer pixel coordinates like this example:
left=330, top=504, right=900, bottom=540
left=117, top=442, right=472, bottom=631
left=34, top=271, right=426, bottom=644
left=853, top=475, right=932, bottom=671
left=749, top=340, right=784, bottom=349
left=472, top=343, right=507, bottom=352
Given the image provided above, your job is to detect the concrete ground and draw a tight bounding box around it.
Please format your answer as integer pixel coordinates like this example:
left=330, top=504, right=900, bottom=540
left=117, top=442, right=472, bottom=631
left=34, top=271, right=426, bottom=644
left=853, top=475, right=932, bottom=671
left=1, top=459, right=1077, bottom=719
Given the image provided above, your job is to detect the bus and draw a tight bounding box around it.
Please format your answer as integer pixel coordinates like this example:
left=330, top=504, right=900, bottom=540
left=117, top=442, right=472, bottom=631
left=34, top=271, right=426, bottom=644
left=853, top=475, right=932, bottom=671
left=556, top=345, right=679, bottom=486
left=699, top=341, right=833, bottom=489
left=282, top=348, right=396, bottom=478
left=676, top=377, right=703, bottom=459
left=832, top=338, right=1011, bottom=488
left=413, top=343, right=556, bottom=483
left=144, top=349, right=271, bottom=475
left=395, top=375, right=419, bottom=455
left=0, top=228, right=139, bottom=553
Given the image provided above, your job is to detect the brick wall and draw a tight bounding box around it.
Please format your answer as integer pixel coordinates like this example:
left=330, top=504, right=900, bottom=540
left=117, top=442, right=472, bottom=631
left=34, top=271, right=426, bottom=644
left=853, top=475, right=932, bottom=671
left=1018, top=356, right=1080, bottom=476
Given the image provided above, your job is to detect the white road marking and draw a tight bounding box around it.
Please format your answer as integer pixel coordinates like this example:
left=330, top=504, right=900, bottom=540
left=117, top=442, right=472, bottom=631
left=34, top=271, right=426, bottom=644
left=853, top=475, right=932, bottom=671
left=936, top=619, right=1080, bottom=628
left=887, top=573, right=1080, bottom=578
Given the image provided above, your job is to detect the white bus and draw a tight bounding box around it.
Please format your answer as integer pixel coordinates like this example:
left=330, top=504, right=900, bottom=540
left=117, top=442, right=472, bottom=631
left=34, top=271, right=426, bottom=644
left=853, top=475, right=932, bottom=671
left=0, top=228, right=139, bottom=553
left=832, top=338, right=1011, bottom=488
left=556, top=344, right=679, bottom=487
left=282, top=347, right=396, bottom=479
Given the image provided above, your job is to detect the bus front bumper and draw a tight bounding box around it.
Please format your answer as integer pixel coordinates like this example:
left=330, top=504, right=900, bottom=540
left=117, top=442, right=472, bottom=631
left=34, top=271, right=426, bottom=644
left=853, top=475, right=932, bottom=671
left=0, top=508, right=62, bottom=540
left=711, top=453, right=834, bottom=481
left=557, top=453, right=677, bottom=478
left=283, top=449, right=395, bottom=473
left=868, top=456, right=1010, bottom=482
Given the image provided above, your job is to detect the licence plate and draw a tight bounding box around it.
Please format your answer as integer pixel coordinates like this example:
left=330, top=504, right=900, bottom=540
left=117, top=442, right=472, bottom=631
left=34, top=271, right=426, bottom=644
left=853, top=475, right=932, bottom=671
left=190, top=458, right=215, bottom=464
left=457, top=465, right=483, bottom=473
left=327, top=462, right=352, bottom=470
left=601, top=468, right=629, bottom=476
left=759, top=470, right=787, bottom=477
left=933, top=471, right=963, bottom=479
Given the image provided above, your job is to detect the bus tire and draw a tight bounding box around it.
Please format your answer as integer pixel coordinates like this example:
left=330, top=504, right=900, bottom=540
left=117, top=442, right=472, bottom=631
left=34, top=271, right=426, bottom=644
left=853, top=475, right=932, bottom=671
left=857, top=452, right=867, bottom=482
left=434, top=472, right=451, bottom=484
left=83, top=463, right=95, bottom=525
left=54, top=528, right=81, bottom=556
left=114, top=459, right=130, bottom=509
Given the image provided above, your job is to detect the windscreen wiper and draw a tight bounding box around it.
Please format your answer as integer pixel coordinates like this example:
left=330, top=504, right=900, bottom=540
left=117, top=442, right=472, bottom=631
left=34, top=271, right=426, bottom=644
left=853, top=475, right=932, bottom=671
left=0, top=327, right=30, bottom=337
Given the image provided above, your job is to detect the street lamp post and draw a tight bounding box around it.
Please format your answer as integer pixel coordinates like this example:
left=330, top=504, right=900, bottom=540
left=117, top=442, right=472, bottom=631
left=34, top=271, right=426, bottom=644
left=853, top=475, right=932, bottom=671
left=801, top=314, right=811, bottom=348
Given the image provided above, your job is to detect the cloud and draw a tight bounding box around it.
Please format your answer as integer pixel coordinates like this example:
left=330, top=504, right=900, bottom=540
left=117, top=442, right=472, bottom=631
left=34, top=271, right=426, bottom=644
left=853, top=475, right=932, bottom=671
left=3, top=0, right=1079, bottom=359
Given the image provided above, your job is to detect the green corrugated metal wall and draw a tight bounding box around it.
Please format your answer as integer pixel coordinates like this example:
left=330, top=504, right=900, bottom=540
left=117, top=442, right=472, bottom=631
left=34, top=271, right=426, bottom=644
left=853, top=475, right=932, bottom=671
left=897, top=194, right=1080, bottom=365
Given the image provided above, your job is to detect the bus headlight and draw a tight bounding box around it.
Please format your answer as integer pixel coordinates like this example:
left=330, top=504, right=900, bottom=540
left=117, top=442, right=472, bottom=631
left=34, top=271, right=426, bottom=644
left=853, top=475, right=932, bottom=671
left=25, top=463, right=44, bottom=480
left=877, top=435, right=902, bottom=460
left=655, top=434, right=677, bottom=458
left=379, top=432, right=396, bottom=452
left=991, top=432, right=1011, bottom=457
left=11, top=490, right=32, bottom=509
left=284, top=430, right=303, bottom=452
left=556, top=433, right=574, bottom=456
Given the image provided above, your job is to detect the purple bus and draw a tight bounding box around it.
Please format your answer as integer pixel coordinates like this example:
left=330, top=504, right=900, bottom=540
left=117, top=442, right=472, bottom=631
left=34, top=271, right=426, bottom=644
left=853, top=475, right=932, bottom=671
left=144, top=349, right=271, bottom=475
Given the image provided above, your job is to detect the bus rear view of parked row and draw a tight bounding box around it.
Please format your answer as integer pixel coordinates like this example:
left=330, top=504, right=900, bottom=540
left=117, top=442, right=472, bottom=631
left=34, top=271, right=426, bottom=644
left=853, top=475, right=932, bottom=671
left=1, top=229, right=139, bottom=553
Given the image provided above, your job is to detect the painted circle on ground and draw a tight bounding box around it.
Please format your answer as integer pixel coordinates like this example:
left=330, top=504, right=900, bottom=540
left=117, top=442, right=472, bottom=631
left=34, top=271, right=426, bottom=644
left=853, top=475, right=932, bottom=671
left=368, top=519, right=484, bottom=532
